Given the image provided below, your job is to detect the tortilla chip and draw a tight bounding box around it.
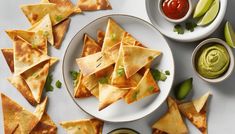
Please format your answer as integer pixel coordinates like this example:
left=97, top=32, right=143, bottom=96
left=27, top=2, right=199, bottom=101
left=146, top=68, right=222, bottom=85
left=1, top=48, right=14, bottom=73
left=122, top=45, right=161, bottom=78
left=53, top=18, right=71, bottom=49
left=122, top=32, right=145, bottom=47
left=7, top=75, right=37, bottom=105
left=152, top=97, right=188, bottom=134
left=20, top=3, right=74, bottom=25
left=81, top=34, right=101, bottom=57
left=102, top=18, right=125, bottom=52
left=1, top=93, right=23, bottom=134
left=193, top=91, right=211, bottom=113
left=99, top=84, right=129, bottom=110
left=179, top=102, right=207, bottom=134
left=97, top=30, right=105, bottom=46
left=34, top=97, right=48, bottom=119
left=5, top=30, right=47, bottom=54
left=105, top=42, right=121, bottom=62
left=124, top=69, right=159, bottom=104
left=77, top=0, right=112, bottom=11
left=74, top=74, right=92, bottom=98
left=13, top=35, right=49, bottom=75
left=21, top=60, right=50, bottom=103
left=60, top=118, right=103, bottom=134
left=49, top=57, right=59, bottom=66
left=31, top=113, right=57, bottom=134
left=28, top=14, right=54, bottom=45
left=76, top=52, right=114, bottom=76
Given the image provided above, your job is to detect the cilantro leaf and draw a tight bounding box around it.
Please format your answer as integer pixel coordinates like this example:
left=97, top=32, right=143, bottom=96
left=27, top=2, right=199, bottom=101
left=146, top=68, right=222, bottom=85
left=165, top=70, right=170, bottom=75
left=98, top=77, right=109, bottom=84
left=185, top=21, right=197, bottom=32
left=174, top=24, right=184, bottom=34
left=70, top=70, right=80, bottom=80
left=45, top=75, right=53, bottom=92
left=55, top=80, right=62, bottom=88
left=117, top=67, right=125, bottom=77
left=151, top=69, right=167, bottom=81
left=148, top=86, right=155, bottom=92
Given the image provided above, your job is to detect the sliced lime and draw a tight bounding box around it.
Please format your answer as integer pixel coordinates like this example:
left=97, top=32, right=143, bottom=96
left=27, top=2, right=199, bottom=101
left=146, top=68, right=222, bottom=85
left=224, top=21, right=235, bottom=48
left=197, top=0, right=220, bottom=26
left=193, top=0, right=213, bottom=18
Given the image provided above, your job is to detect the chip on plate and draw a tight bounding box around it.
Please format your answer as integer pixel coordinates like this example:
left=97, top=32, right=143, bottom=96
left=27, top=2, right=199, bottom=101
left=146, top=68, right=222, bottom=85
left=97, top=30, right=105, bottom=46
left=77, top=0, right=112, bottom=11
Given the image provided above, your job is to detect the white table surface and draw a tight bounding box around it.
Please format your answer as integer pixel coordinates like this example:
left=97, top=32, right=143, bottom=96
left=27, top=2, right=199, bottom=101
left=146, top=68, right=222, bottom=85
left=0, top=0, right=235, bottom=133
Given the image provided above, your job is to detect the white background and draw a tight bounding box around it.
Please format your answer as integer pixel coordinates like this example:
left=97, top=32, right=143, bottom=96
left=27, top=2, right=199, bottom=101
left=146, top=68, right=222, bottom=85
left=0, top=0, right=235, bottom=133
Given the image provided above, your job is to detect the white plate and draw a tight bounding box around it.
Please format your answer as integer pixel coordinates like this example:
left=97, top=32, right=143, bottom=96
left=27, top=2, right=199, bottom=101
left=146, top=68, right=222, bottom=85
left=145, top=0, right=227, bottom=42
left=62, top=14, right=175, bottom=122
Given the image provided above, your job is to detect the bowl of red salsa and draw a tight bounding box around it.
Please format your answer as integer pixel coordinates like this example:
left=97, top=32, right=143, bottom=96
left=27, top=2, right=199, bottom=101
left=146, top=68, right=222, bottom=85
left=158, top=0, right=193, bottom=23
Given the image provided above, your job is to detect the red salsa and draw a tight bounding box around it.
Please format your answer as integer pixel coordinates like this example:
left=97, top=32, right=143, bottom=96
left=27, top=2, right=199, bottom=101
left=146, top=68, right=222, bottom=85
left=162, top=0, right=189, bottom=20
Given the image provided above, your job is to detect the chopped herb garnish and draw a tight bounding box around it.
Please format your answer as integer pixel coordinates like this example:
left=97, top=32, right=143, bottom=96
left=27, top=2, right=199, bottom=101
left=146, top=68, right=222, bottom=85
left=174, top=24, right=184, bottom=34
left=185, top=21, right=197, bottom=32
left=117, top=67, right=125, bottom=77
left=110, top=33, right=116, bottom=41
left=43, top=31, right=49, bottom=37
left=70, top=71, right=80, bottom=80
left=98, top=77, right=108, bottom=84
left=148, top=56, right=154, bottom=60
left=148, top=86, right=155, bottom=92
left=151, top=69, right=167, bottom=81
left=55, top=80, right=62, bottom=88
left=132, top=91, right=139, bottom=99
left=73, top=79, right=78, bottom=87
left=165, top=70, right=170, bottom=75
left=45, top=75, right=53, bottom=92
left=55, top=15, right=63, bottom=22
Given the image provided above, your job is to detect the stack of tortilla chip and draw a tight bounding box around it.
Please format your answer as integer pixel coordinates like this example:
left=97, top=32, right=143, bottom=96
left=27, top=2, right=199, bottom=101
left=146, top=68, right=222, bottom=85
left=1, top=93, right=57, bottom=134
left=60, top=118, right=104, bottom=134
left=75, top=18, right=162, bottom=111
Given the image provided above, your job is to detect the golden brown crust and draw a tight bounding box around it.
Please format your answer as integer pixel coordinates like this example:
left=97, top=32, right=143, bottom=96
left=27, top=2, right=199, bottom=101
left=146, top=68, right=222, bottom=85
left=1, top=48, right=14, bottom=73
left=97, top=30, right=105, bottom=47
left=78, top=0, right=112, bottom=11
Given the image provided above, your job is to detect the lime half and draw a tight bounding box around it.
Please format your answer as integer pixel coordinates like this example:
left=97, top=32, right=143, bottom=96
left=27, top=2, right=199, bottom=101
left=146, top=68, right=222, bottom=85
left=193, top=0, right=213, bottom=18
left=197, top=0, right=220, bottom=26
left=224, top=21, right=235, bottom=48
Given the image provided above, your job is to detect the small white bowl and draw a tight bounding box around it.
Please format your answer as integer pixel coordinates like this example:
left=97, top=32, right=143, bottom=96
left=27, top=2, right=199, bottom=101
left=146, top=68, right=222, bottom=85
left=158, top=0, right=193, bottom=23
left=192, top=38, right=234, bottom=83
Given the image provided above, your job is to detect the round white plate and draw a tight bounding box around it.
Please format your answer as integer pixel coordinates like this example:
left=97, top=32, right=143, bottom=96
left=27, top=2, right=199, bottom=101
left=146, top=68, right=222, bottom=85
left=62, top=14, right=175, bottom=122
left=145, top=0, right=227, bottom=42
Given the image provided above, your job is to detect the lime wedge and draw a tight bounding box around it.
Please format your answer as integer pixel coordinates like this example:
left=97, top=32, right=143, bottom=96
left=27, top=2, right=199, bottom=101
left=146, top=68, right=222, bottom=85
left=224, top=21, right=235, bottom=48
left=197, top=0, right=220, bottom=26
left=193, top=0, right=213, bottom=18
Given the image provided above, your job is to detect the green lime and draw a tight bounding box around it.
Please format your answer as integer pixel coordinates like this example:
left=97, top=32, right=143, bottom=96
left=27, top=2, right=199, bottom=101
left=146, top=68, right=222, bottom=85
left=175, top=78, right=193, bottom=100
left=197, top=0, right=220, bottom=26
left=193, top=0, right=213, bottom=18
left=224, top=21, right=235, bottom=48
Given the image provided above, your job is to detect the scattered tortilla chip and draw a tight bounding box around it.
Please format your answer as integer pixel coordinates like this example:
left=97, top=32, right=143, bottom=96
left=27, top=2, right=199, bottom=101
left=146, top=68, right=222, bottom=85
left=77, top=0, right=112, bottom=11
left=102, top=18, right=125, bottom=52
left=21, top=60, right=50, bottom=103
left=152, top=97, right=188, bottom=134
left=34, top=97, right=48, bottom=119
left=193, top=91, right=211, bottom=113
left=60, top=118, right=103, bottom=134
left=99, top=84, right=129, bottom=110
left=53, top=18, right=71, bottom=49
left=5, top=30, right=47, bottom=54
left=7, top=75, right=37, bottom=105
left=21, top=3, right=74, bottom=25
left=28, top=14, right=54, bottom=45
left=122, top=45, right=161, bottom=78
left=76, top=52, right=114, bottom=76
left=97, top=30, right=105, bottom=46
left=1, top=48, right=14, bottom=73
left=124, top=69, right=159, bottom=104
left=13, top=36, right=49, bottom=75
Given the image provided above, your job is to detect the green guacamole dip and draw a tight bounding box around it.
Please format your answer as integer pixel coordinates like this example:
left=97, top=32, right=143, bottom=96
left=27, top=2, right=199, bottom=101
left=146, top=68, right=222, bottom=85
left=196, top=44, right=230, bottom=79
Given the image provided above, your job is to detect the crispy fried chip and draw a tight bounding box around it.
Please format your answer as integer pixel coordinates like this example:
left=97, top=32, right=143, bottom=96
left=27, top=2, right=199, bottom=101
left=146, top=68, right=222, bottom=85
left=1, top=48, right=14, bottom=73
left=74, top=74, right=92, bottom=98
left=28, top=14, right=54, bottom=45
left=53, top=18, right=71, bottom=49
left=152, top=97, right=188, bottom=134
left=21, top=60, right=50, bottom=103
left=77, top=0, right=112, bottom=11
left=60, top=118, right=103, bottom=134
left=97, top=30, right=105, bottom=46
left=124, top=69, right=159, bottom=104
left=122, top=45, right=161, bottom=78
left=193, top=91, right=211, bottom=113
left=98, top=84, right=129, bottom=110
left=34, top=97, right=48, bottom=119
left=122, top=32, right=145, bottom=47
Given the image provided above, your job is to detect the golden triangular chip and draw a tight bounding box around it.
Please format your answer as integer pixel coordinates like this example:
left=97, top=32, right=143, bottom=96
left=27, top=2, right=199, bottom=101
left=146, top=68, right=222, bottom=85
left=122, top=32, right=145, bottom=47
left=124, top=69, right=159, bottom=104
left=28, top=14, right=54, bottom=45
left=7, top=75, right=37, bottom=105
left=60, top=118, right=103, bottom=134
left=21, top=60, right=50, bottom=103
left=99, top=84, right=129, bottom=110
left=74, top=74, right=92, bottom=98
left=1, top=93, right=23, bottom=134
left=152, top=97, right=188, bottom=134
left=179, top=102, right=207, bottom=134
left=102, top=18, right=125, bottom=52
left=76, top=51, right=114, bottom=76
left=20, top=3, right=74, bottom=25
left=13, top=36, right=49, bottom=75
left=97, top=30, right=105, bottom=46
left=53, top=18, right=71, bottom=49
left=77, top=0, right=112, bottom=11
left=34, top=97, right=48, bottom=119
left=1, top=48, right=14, bottom=73
left=122, top=45, right=161, bottom=78
left=193, top=91, right=211, bottom=113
